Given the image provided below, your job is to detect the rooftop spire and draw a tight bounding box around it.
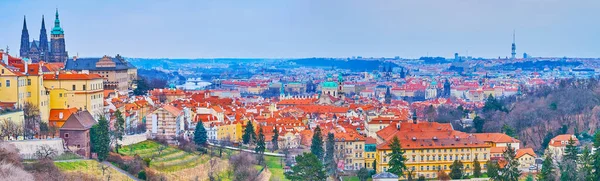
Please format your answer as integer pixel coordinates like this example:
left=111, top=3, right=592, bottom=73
left=51, top=8, right=64, bottom=35
left=22, top=15, right=27, bottom=30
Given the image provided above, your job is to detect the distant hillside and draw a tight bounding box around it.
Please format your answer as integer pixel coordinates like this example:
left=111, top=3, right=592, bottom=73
left=496, top=60, right=582, bottom=71
left=290, top=58, right=398, bottom=72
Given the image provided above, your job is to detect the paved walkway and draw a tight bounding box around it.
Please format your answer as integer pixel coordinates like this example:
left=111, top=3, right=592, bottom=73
left=208, top=142, right=285, bottom=157
left=101, top=161, right=142, bottom=181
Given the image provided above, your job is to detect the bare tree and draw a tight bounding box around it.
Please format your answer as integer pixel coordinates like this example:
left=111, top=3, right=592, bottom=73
left=34, top=145, right=57, bottom=160
left=23, top=102, right=41, bottom=139
left=0, top=119, right=23, bottom=140
left=229, top=152, right=259, bottom=181
left=208, top=157, right=221, bottom=181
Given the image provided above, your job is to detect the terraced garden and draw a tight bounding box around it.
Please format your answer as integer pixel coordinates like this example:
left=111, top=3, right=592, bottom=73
left=54, top=160, right=133, bottom=181
left=119, top=140, right=210, bottom=172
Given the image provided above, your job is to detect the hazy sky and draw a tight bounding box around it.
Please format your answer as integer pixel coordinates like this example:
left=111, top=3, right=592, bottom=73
left=0, top=0, right=598, bottom=58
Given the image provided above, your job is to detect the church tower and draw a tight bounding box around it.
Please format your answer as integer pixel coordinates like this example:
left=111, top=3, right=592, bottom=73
left=50, top=9, right=68, bottom=63
left=39, top=15, right=49, bottom=61
left=20, top=16, right=30, bottom=58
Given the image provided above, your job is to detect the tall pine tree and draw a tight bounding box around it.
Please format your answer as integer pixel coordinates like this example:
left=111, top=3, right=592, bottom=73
left=242, top=120, right=256, bottom=145
left=285, top=153, right=327, bottom=181
left=324, top=133, right=336, bottom=175
left=387, top=136, right=407, bottom=177
left=255, top=126, right=266, bottom=165
left=194, top=122, right=207, bottom=146
left=499, top=144, right=520, bottom=181
left=272, top=127, right=279, bottom=151
left=473, top=157, right=482, bottom=178
left=91, top=116, right=110, bottom=161
left=311, top=126, right=324, bottom=160
left=592, top=131, right=600, bottom=181
left=113, top=110, right=125, bottom=153
left=579, top=146, right=594, bottom=181
left=564, top=138, right=578, bottom=160
left=538, top=153, right=557, bottom=181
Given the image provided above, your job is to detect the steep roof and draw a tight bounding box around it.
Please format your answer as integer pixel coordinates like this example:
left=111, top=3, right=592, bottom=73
left=64, top=56, right=134, bottom=71
left=473, top=133, right=521, bottom=143
left=60, top=111, right=97, bottom=131
left=162, top=104, right=182, bottom=116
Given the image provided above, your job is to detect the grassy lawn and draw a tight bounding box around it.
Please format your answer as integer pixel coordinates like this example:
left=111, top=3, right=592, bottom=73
left=265, top=155, right=289, bottom=181
left=342, top=176, right=373, bottom=181
left=53, top=152, right=82, bottom=161
left=54, top=160, right=133, bottom=181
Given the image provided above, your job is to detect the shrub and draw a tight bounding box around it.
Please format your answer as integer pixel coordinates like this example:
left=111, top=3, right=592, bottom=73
left=24, top=159, right=65, bottom=180
left=0, top=162, right=34, bottom=180
left=138, top=170, right=147, bottom=180
left=0, top=142, right=22, bottom=167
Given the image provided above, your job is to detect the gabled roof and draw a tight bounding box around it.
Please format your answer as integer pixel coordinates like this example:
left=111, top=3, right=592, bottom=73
left=162, top=104, right=182, bottom=116
left=60, top=111, right=97, bottom=131
left=516, top=148, right=537, bottom=158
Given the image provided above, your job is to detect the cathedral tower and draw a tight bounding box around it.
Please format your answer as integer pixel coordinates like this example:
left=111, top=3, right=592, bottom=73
left=50, top=9, right=68, bottom=63
left=39, top=15, right=49, bottom=61
left=20, top=16, right=30, bottom=58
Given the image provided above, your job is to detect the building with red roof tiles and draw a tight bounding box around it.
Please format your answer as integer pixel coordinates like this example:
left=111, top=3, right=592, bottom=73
left=44, top=72, right=104, bottom=117
left=48, top=107, right=78, bottom=129
left=473, top=133, right=521, bottom=150
left=366, top=116, right=410, bottom=138
left=547, top=134, right=579, bottom=161
left=516, top=148, right=537, bottom=170
left=374, top=121, right=492, bottom=179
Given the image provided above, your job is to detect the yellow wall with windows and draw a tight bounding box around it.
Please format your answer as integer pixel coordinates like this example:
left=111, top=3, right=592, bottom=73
left=376, top=146, right=491, bottom=179
left=217, top=123, right=242, bottom=142
left=0, top=67, right=49, bottom=122
left=43, top=78, right=104, bottom=117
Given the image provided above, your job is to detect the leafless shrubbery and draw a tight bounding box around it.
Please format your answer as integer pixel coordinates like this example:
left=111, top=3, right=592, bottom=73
left=229, top=152, right=259, bottom=181
left=24, top=159, right=66, bottom=181
left=0, top=142, right=22, bottom=167
left=0, top=162, right=34, bottom=181
left=35, top=145, right=58, bottom=159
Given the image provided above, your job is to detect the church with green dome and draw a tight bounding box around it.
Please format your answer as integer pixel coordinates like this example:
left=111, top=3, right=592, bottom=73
left=320, top=73, right=345, bottom=99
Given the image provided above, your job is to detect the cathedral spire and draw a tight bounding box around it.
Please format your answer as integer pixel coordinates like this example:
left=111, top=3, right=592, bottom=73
left=51, top=8, right=64, bottom=35
left=20, top=15, right=30, bottom=58
left=39, top=15, right=49, bottom=57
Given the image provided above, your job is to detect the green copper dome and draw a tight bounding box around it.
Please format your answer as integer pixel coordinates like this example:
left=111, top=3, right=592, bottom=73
left=51, top=9, right=64, bottom=35
left=321, top=81, right=338, bottom=88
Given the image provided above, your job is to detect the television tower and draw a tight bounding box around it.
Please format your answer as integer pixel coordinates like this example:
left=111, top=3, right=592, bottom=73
left=511, top=30, right=516, bottom=60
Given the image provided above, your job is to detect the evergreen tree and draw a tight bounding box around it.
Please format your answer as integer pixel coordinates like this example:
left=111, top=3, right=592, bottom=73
left=593, top=131, right=600, bottom=181
left=310, top=126, right=324, bottom=160
left=499, top=144, right=520, bottom=181
left=373, top=160, right=377, bottom=172
left=473, top=116, right=485, bottom=133
left=579, top=146, right=594, bottom=181
left=473, top=157, right=482, bottom=178
left=272, top=127, right=279, bottom=151
left=255, top=126, right=266, bottom=165
left=538, top=153, right=557, bottom=181
left=387, top=136, right=407, bottom=177
left=242, top=120, right=256, bottom=145
left=357, top=167, right=369, bottom=181
left=91, top=116, right=110, bottom=161
left=560, top=159, right=578, bottom=181
left=449, top=160, right=464, bottom=179
left=486, top=161, right=500, bottom=180
left=194, top=122, right=208, bottom=146
left=564, top=138, right=578, bottom=161
left=113, top=110, right=125, bottom=153
left=285, top=153, right=327, bottom=181
left=324, top=133, right=336, bottom=175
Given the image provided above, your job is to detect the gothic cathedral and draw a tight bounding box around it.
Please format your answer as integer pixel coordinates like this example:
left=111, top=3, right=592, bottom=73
left=20, top=9, right=68, bottom=63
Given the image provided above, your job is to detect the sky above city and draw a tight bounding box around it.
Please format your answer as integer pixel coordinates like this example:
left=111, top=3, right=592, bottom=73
left=0, top=0, right=598, bottom=59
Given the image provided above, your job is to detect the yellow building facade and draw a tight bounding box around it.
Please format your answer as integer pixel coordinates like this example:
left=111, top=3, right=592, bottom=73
left=43, top=73, right=104, bottom=117
left=376, top=145, right=491, bottom=179
left=216, top=122, right=242, bottom=142
left=0, top=63, right=50, bottom=122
